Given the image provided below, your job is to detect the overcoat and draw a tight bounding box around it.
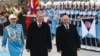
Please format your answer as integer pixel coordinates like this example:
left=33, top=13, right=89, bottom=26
left=26, top=21, right=52, bottom=56
left=56, top=24, right=81, bottom=56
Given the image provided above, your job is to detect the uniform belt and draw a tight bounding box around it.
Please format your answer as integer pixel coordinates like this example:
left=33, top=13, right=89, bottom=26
left=8, top=37, right=21, bottom=40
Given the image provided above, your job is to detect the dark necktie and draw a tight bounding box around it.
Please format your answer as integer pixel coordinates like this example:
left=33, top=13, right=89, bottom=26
left=38, top=24, right=42, bottom=28
left=66, top=25, right=69, bottom=30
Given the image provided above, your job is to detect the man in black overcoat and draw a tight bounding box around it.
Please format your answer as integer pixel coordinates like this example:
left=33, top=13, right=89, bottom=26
left=26, top=10, right=52, bottom=56
left=56, top=13, right=81, bottom=56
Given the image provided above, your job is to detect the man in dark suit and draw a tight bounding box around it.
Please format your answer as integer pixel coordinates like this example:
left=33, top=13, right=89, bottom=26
left=26, top=10, right=52, bottom=56
left=56, top=13, right=81, bottom=56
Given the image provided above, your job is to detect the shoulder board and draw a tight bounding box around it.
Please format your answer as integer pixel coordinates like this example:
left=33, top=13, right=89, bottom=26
left=5, top=25, right=10, bottom=28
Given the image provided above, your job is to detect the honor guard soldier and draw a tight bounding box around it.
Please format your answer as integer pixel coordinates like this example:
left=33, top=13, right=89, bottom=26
left=2, top=14, right=25, bottom=56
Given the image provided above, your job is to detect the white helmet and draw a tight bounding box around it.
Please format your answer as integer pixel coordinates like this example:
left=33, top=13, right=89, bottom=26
left=85, top=2, right=89, bottom=6
left=40, top=1, right=45, bottom=6
left=73, top=1, right=77, bottom=5
left=95, top=2, right=100, bottom=6
left=53, top=2, right=58, bottom=5
left=81, top=1, right=85, bottom=5
left=68, top=1, right=72, bottom=5
left=90, top=1, right=94, bottom=5
left=64, top=1, right=68, bottom=4
left=46, top=1, right=52, bottom=5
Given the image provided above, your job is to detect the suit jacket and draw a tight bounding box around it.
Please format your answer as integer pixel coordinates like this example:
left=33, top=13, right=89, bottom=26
left=56, top=24, right=81, bottom=56
left=26, top=21, right=52, bottom=56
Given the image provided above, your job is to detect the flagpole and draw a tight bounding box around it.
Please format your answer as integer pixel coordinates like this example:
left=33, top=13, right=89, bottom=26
left=94, top=0, right=98, bottom=49
left=89, top=0, right=93, bottom=49
left=84, top=0, right=91, bottom=48
left=85, top=0, right=93, bottom=50
left=82, top=0, right=88, bottom=49
left=73, top=1, right=76, bottom=25
left=74, top=1, right=76, bottom=25
left=71, top=1, right=73, bottom=25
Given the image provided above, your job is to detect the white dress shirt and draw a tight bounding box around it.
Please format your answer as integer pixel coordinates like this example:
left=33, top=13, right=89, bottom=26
left=37, top=21, right=42, bottom=27
left=64, top=24, right=69, bottom=30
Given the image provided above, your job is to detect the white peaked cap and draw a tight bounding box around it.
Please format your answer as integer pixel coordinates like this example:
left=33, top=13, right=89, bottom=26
left=46, top=1, right=52, bottom=5
left=73, top=1, right=77, bottom=5
left=9, top=14, right=17, bottom=20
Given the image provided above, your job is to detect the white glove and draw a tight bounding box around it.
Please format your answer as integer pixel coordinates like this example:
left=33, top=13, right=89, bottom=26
left=1, top=47, right=7, bottom=52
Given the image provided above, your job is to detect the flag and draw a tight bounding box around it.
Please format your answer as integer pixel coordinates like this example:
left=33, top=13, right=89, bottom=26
left=29, top=0, right=40, bottom=14
left=26, top=0, right=40, bottom=30
left=26, top=16, right=31, bottom=30
left=81, top=18, right=96, bottom=38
